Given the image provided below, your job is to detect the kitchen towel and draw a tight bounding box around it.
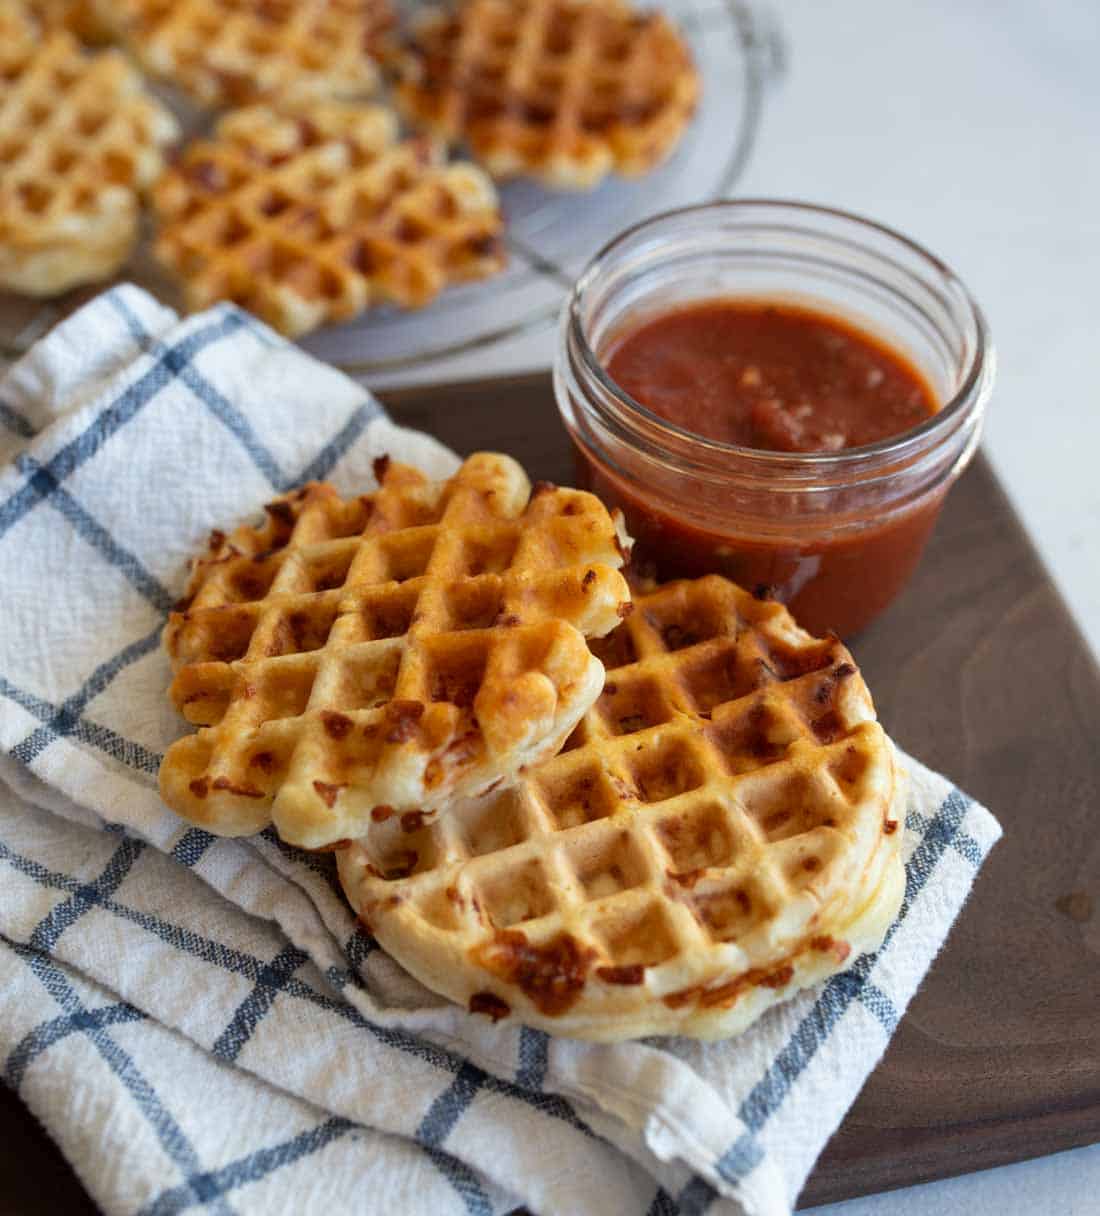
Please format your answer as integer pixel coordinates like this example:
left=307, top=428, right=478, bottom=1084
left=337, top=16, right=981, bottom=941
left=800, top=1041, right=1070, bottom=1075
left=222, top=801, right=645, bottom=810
left=0, top=285, right=1001, bottom=1216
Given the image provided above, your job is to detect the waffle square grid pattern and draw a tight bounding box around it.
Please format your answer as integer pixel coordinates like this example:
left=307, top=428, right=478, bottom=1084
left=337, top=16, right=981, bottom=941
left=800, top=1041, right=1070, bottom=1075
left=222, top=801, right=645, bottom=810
left=151, top=102, right=508, bottom=338
left=159, top=452, right=632, bottom=849
left=339, top=575, right=905, bottom=1040
left=392, top=0, right=700, bottom=189
left=0, top=1, right=179, bottom=295
left=93, top=0, right=396, bottom=107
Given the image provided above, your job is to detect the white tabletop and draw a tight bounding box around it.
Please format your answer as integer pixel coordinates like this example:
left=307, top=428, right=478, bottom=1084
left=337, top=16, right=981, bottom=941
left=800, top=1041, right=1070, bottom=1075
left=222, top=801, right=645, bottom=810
left=377, top=0, right=1100, bottom=1209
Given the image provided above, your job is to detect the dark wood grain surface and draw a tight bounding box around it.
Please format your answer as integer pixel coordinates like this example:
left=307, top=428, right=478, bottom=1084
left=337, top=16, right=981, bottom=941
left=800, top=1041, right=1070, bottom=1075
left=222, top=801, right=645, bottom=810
left=3, top=372, right=1097, bottom=1211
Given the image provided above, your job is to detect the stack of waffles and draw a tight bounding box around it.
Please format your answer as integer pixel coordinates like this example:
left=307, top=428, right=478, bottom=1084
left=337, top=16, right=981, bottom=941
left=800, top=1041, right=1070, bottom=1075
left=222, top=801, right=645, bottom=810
left=1, top=0, right=701, bottom=334
left=160, top=452, right=906, bottom=1041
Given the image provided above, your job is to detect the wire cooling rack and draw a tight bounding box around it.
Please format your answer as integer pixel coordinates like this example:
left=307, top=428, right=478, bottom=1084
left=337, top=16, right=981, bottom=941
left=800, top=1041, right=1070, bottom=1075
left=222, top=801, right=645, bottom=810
left=0, top=0, right=778, bottom=375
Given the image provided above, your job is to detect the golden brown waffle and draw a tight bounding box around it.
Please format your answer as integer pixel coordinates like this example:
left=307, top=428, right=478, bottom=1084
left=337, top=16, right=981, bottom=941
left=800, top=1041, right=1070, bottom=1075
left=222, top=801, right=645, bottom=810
left=390, top=0, right=700, bottom=190
left=338, top=575, right=905, bottom=1041
left=150, top=102, right=507, bottom=337
left=0, top=1, right=178, bottom=295
left=94, top=0, right=394, bottom=107
left=159, top=453, right=633, bottom=848
left=38, top=0, right=109, bottom=42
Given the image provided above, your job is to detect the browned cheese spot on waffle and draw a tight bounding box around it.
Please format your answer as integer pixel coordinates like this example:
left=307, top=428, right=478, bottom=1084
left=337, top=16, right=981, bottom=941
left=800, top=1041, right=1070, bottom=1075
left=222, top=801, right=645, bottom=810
left=159, top=452, right=632, bottom=847
left=390, top=0, right=700, bottom=190
left=0, top=0, right=179, bottom=295
left=32, top=0, right=109, bottom=41
left=338, top=574, right=906, bottom=1041
left=149, top=102, right=507, bottom=337
left=94, top=0, right=395, bottom=107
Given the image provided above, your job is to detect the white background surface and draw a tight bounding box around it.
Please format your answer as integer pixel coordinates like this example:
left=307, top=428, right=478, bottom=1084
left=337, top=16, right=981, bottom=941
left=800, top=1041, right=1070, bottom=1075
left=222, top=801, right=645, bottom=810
left=379, top=1, right=1100, bottom=1210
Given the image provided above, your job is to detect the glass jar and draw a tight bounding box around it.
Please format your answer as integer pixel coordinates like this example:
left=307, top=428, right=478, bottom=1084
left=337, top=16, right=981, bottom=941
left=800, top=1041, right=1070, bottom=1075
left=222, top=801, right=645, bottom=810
left=554, top=200, right=995, bottom=637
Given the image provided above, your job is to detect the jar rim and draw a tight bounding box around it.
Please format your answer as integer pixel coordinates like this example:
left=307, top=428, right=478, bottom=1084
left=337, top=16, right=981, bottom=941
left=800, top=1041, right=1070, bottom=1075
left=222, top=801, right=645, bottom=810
left=566, top=198, right=993, bottom=469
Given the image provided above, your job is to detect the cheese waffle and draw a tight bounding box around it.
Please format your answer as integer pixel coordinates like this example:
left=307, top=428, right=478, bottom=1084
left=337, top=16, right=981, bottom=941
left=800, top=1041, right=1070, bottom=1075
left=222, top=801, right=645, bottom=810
left=390, top=0, right=700, bottom=189
left=160, top=454, right=633, bottom=848
left=0, top=2, right=178, bottom=295
left=150, top=102, right=507, bottom=337
left=338, top=575, right=905, bottom=1041
left=93, top=0, right=394, bottom=107
left=39, top=0, right=108, bottom=41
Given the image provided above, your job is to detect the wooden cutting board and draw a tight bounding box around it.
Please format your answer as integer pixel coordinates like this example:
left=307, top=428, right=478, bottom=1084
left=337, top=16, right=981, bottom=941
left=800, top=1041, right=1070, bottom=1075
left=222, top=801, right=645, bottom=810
left=3, top=372, right=1098, bottom=1212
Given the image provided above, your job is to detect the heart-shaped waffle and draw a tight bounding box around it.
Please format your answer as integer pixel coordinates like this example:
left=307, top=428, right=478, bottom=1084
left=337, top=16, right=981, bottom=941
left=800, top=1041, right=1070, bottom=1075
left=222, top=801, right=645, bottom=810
left=337, top=575, right=905, bottom=1040
left=160, top=453, right=632, bottom=848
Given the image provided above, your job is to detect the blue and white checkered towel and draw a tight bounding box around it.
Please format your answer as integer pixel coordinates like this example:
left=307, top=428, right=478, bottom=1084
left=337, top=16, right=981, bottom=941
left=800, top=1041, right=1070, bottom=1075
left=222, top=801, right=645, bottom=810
left=0, top=285, right=1001, bottom=1216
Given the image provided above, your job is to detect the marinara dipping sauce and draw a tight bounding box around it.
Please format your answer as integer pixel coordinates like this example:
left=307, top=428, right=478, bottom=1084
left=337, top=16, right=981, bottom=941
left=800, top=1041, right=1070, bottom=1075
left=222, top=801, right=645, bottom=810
left=555, top=202, right=994, bottom=637
left=605, top=300, right=938, bottom=454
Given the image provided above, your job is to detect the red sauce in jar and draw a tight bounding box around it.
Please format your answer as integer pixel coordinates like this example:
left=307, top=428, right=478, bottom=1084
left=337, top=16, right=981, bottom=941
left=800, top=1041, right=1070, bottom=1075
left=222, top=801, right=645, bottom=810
left=605, top=300, right=937, bottom=452
left=573, top=299, right=948, bottom=638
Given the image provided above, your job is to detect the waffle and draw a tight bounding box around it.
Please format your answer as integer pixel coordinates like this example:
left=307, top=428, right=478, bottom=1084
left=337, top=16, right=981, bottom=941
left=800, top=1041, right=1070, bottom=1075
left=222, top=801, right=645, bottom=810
left=150, top=102, right=507, bottom=337
left=390, top=0, right=700, bottom=190
left=38, top=0, right=109, bottom=41
left=338, top=575, right=906, bottom=1041
left=0, top=1, right=178, bottom=296
left=159, top=453, right=633, bottom=848
left=93, top=0, right=394, bottom=107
